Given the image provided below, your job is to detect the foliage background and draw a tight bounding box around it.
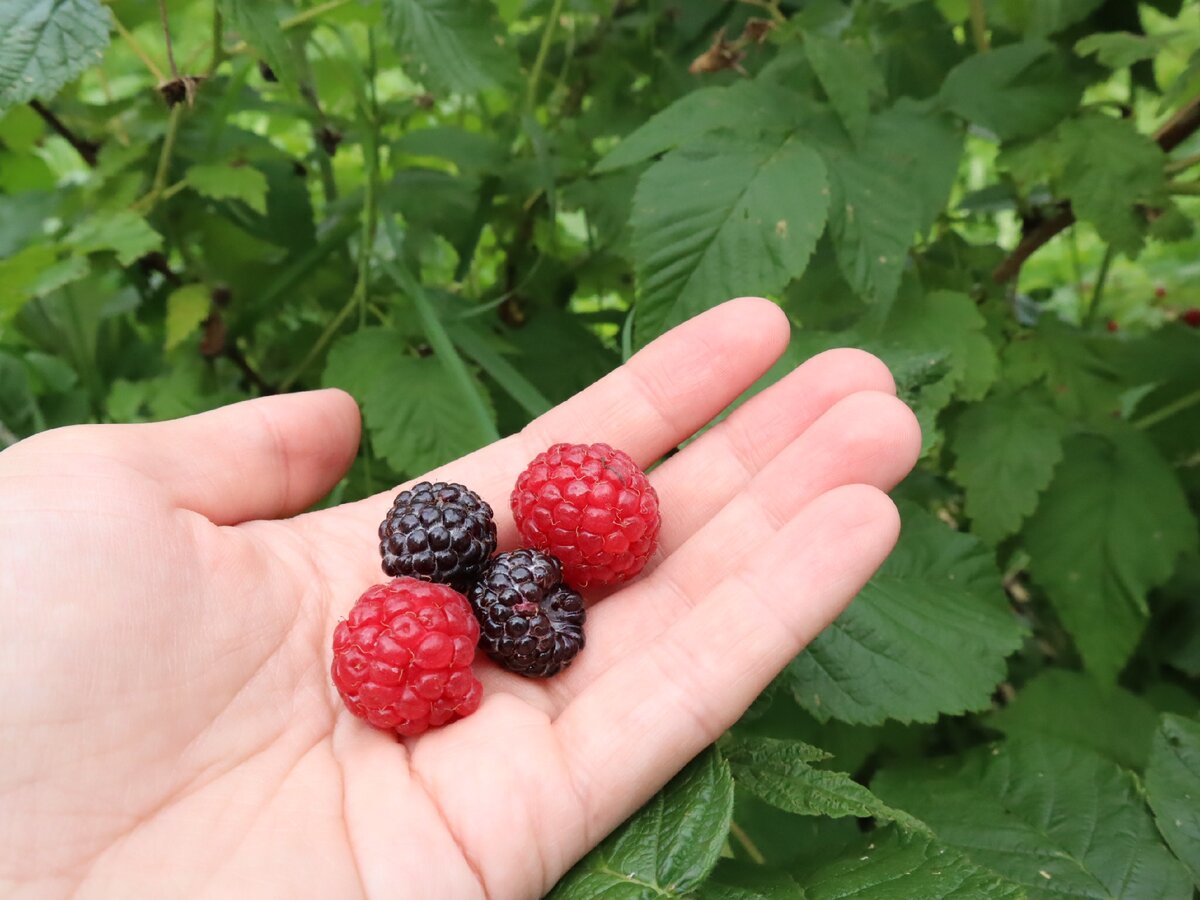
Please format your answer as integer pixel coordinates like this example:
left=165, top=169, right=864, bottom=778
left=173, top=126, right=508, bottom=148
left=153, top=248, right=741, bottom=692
left=3, top=0, right=1200, bottom=895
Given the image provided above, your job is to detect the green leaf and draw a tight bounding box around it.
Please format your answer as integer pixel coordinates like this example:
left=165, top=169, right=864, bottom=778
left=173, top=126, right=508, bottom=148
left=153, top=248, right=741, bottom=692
left=939, top=40, right=1082, bottom=140
left=550, top=748, right=734, bottom=899
left=186, top=164, right=270, bottom=215
left=1002, top=321, right=1124, bottom=420
left=1048, top=114, right=1168, bottom=256
left=950, top=388, right=1068, bottom=544
left=801, top=828, right=1026, bottom=899
left=631, top=132, right=828, bottom=343
left=66, top=210, right=161, bottom=266
left=164, top=285, right=212, bottom=352
left=594, top=82, right=804, bottom=174
left=1146, top=715, right=1200, bottom=887
left=0, top=243, right=56, bottom=323
left=788, top=505, right=1024, bottom=725
left=1075, top=31, right=1184, bottom=69
left=805, top=33, right=883, bottom=141
left=0, top=351, right=37, bottom=441
left=875, top=288, right=998, bottom=444
left=0, top=0, right=111, bottom=110
left=873, top=736, right=1193, bottom=899
left=724, top=735, right=928, bottom=832
left=217, top=0, right=300, bottom=92
left=323, top=328, right=496, bottom=476
left=987, top=0, right=1105, bottom=37
left=989, top=669, right=1161, bottom=770
left=1023, top=430, right=1198, bottom=681
left=383, top=0, right=518, bottom=94
left=819, top=104, right=962, bottom=307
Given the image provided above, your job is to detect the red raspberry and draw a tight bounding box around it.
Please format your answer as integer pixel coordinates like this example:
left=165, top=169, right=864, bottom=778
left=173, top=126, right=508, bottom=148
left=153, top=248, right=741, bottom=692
left=511, top=442, right=660, bottom=588
left=1182, top=308, right=1200, bottom=328
left=331, top=578, right=482, bottom=736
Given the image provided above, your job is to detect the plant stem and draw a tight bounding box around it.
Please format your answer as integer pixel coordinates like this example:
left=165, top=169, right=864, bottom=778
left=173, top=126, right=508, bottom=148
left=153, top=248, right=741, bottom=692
left=1135, top=386, right=1200, bottom=431
left=28, top=101, right=99, bottom=167
left=1165, top=151, right=1200, bottom=175
left=729, top=821, right=767, bottom=865
left=282, top=0, right=354, bottom=30
left=1083, top=245, right=1115, bottom=328
left=133, top=105, right=184, bottom=213
left=525, top=0, right=567, bottom=116
left=1168, top=179, right=1200, bottom=195
left=208, top=7, right=225, bottom=76
left=112, top=13, right=166, bottom=83
left=278, top=291, right=359, bottom=392
left=738, top=0, right=786, bottom=24
left=158, top=0, right=179, bottom=79
left=968, top=0, right=990, bottom=52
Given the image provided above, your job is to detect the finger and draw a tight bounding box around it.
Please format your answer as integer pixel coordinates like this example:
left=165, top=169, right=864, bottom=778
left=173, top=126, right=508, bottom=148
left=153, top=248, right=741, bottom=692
left=33, top=390, right=362, bottom=526
left=554, top=484, right=900, bottom=839
left=535, top=389, right=919, bottom=710
left=642, top=348, right=896, bottom=565
left=308, top=297, right=791, bottom=549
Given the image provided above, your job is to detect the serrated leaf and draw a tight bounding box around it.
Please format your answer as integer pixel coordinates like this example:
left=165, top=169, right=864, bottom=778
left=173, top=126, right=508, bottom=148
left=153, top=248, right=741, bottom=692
left=66, top=210, right=161, bottom=266
left=788, top=505, right=1024, bottom=726
left=989, top=669, right=1160, bottom=769
left=549, top=748, right=734, bottom=899
left=631, top=132, right=828, bottom=343
left=0, top=0, right=111, bottom=111
left=164, top=285, right=212, bottom=352
left=805, top=33, right=883, bottom=141
left=323, top=328, right=495, bottom=476
left=951, top=389, right=1068, bottom=543
left=939, top=40, right=1082, bottom=140
left=1024, top=430, right=1198, bottom=681
left=1002, top=321, right=1125, bottom=420
left=186, top=163, right=269, bottom=215
left=595, top=82, right=805, bottom=174
left=1075, top=31, right=1183, bottom=69
left=1049, top=114, right=1168, bottom=256
left=1146, top=715, right=1200, bottom=887
left=217, top=0, right=300, bottom=93
left=873, top=736, right=1193, bottom=899
left=875, top=288, right=998, bottom=445
left=987, top=0, right=1105, bottom=36
left=819, top=104, right=961, bottom=307
left=801, top=828, right=1026, bottom=899
left=724, top=735, right=928, bottom=833
left=383, top=0, right=518, bottom=94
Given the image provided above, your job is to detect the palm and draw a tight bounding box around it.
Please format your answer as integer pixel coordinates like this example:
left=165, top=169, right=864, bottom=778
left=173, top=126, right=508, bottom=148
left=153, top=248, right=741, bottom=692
left=0, top=300, right=920, bottom=899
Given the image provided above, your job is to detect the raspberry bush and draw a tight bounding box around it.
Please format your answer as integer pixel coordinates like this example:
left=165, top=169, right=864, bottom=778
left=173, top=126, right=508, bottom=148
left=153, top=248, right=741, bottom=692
left=3, top=0, right=1200, bottom=895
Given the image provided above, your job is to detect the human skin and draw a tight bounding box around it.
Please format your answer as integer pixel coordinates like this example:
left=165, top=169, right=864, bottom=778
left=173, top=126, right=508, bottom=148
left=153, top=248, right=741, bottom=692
left=0, top=298, right=921, bottom=899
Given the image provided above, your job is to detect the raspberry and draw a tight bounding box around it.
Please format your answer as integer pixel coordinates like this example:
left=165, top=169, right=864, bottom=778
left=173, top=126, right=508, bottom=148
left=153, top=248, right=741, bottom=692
left=379, top=482, right=497, bottom=593
left=511, top=442, right=660, bottom=587
left=331, top=578, right=483, bottom=735
left=469, top=549, right=586, bottom=677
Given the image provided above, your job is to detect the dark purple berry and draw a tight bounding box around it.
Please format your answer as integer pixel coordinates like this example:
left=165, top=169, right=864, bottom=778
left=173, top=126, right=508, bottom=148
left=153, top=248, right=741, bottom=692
left=379, top=482, right=496, bottom=593
left=469, top=549, right=585, bottom=678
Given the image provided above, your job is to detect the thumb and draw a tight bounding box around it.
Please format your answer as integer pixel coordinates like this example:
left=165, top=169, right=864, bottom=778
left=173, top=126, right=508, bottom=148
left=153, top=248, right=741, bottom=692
left=119, top=389, right=361, bottom=525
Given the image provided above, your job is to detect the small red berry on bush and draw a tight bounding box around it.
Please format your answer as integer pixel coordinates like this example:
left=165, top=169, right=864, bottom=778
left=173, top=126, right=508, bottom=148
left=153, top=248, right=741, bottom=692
left=1182, top=308, right=1200, bottom=328
left=512, top=442, right=660, bottom=588
left=332, top=578, right=482, bottom=736
left=1106, top=320, right=1119, bottom=333
left=1154, top=285, right=1167, bottom=299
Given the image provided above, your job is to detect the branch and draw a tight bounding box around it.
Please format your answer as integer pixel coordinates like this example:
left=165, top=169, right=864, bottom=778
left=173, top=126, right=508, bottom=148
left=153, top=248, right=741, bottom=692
left=992, top=93, right=1200, bottom=284
left=28, top=100, right=99, bottom=167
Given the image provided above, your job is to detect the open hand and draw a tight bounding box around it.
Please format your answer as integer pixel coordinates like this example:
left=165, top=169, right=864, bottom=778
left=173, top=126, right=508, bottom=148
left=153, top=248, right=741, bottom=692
left=0, top=299, right=921, bottom=898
